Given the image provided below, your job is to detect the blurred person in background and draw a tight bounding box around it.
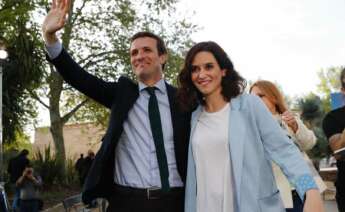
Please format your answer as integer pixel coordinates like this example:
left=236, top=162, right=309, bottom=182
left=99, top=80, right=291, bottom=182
left=75, top=153, right=84, bottom=186
left=322, top=68, right=345, bottom=212
left=7, top=149, right=30, bottom=211
left=16, top=165, right=43, bottom=212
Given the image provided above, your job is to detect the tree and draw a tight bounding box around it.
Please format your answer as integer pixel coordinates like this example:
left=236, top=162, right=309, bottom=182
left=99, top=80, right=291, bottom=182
left=297, top=93, right=330, bottom=159
left=0, top=0, right=46, bottom=144
left=31, top=0, right=197, bottom=170
left=317, top=66, right=344, bottom=112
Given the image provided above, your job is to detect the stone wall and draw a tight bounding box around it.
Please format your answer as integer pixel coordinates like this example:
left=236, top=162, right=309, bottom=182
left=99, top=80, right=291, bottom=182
left=33, top=122, right=105, bottom=160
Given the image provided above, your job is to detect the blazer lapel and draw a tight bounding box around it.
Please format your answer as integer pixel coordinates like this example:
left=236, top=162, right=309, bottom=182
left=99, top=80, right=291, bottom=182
left=229, top=96, right=246, bottom=209
left=165, top=82, right=179, bottom=145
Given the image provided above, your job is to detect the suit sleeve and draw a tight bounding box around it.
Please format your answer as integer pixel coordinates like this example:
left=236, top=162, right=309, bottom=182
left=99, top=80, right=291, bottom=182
left=48, top=48, right=117, bottom=108
left=250, top=95, right=318, bottom=200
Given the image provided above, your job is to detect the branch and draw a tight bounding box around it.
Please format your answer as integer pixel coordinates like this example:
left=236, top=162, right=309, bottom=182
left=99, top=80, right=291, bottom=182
left=78, top=50, right=118, bottom=66
left=71, top=0, right=88, bottom=26
left=29, top=90, right=50, bottom=109
left=61, top=99, right=89, bottom=124
left=82, top=58, right=114, bottom=70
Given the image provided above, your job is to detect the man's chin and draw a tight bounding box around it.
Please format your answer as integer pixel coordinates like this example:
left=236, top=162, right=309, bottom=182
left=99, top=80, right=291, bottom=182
left=137, top=71, right=152, bottom=81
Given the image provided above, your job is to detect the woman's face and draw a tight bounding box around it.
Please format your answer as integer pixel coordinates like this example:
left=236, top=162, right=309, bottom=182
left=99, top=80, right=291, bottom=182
left=250, top=86, right=277, bottom=114
left=190, top=51, right=225, bottom=98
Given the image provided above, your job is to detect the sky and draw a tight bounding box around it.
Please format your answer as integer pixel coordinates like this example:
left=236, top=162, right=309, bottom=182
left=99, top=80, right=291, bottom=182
left=35, top=0, right=345, bottom=127
left=178, top=0, right=345, bottom=97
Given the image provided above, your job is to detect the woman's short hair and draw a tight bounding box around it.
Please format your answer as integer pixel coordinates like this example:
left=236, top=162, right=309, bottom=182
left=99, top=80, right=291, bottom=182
left=177, top=41, right=246, bottom=111
left=249, top=80, right=287, bottom=114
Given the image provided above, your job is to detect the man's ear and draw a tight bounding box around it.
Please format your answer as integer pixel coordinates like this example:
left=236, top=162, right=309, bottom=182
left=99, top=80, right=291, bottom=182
left=159, top=53, right=168, bottom=65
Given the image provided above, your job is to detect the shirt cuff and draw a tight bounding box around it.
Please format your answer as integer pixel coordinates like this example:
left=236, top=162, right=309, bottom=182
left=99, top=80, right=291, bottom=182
left=45, top=40, right=63, bottom=59
left=294, top=174, right=318, bottom=201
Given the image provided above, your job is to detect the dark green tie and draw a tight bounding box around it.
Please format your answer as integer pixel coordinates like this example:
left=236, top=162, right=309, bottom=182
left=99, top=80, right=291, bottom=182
left=146, top=87, right=170, bottom=191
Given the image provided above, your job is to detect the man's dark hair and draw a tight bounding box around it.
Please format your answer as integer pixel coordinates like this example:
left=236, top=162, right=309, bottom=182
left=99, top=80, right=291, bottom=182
left=130, top=31, right=167, bottom=56
left=19, top=149, right=29, bottom=156
left=341, top=68, right=345, bottom=89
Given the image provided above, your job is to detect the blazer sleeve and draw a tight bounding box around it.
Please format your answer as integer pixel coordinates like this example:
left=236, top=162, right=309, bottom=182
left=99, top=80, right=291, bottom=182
left=48, top=48, right=117, bottom=108
left=249, top=95, right=318, bottom=200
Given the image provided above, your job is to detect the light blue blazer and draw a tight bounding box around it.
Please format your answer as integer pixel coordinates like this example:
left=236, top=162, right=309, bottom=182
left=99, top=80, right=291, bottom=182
left=185, top=94, right=317, bottom=212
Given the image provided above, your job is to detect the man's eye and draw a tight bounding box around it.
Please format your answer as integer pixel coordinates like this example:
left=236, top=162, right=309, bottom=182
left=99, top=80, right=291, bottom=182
left=131, top=51, right=138, bottom=56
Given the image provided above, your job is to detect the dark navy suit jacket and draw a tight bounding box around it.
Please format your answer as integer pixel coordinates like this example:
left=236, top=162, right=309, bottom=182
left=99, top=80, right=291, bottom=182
left=49, top=49, right=191, bottom=203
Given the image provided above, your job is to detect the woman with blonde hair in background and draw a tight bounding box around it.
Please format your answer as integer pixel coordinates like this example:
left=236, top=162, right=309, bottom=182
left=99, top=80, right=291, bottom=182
left=250, top=80, right=326, bottom=212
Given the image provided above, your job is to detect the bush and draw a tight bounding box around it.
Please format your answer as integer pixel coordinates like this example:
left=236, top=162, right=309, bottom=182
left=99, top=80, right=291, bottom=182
left=65, top=157, right=79, bottom=185
left=32, top=146, right=64, bottom=186
left=32, top=146, right=80, bottom=187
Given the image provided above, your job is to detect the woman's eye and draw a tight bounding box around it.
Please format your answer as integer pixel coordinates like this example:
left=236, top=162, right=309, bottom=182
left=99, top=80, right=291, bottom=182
left=205, top=63, right=214, bottom=70
left=191, top=66, right=199, bottom=73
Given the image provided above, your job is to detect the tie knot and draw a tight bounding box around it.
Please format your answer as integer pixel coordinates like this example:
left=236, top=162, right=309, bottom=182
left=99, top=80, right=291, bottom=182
left=146, top=86, right=156, bottom=96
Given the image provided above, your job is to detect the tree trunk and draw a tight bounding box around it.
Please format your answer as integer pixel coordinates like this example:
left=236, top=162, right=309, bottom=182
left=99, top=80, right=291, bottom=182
left=49, top=69, right=66, bottom=174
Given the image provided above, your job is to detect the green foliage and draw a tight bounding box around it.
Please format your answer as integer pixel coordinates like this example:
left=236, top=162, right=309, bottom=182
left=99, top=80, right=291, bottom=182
left=3, top=131, right=32, bottom=152
left=296, top=93, right=330, bottom=159
left=0, top=0, right=46, bottom=144
left=65, top=157, right=79, bottom=185
left=298, top=93, right=324, bottom=127
left=317, top=66, right=344, bottom=112
left=32, top=146, right=64, bottom=185
left=32, top=146, right=79, bottom=186
left=307, top=127, right=331, bottom=159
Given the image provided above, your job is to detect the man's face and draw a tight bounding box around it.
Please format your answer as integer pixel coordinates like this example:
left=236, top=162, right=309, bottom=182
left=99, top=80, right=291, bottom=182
left=130, top=37, right=167, bottom=82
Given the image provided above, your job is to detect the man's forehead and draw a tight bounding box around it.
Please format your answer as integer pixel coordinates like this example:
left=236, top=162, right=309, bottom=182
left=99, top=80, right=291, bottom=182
left=130, top=37, right=157, bottom=51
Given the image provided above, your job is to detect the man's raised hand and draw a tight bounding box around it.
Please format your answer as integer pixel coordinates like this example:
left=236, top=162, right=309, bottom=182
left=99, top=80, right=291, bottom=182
left=42, top=0, right=69, bottom=45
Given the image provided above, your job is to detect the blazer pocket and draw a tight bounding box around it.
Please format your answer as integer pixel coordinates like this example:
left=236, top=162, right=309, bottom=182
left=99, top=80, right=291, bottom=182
left=258, top=190, right=285, bottom=212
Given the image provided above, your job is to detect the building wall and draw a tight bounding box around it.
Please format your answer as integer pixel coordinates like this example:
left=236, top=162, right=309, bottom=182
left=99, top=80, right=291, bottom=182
left=33, top=122, right=105, bottom=160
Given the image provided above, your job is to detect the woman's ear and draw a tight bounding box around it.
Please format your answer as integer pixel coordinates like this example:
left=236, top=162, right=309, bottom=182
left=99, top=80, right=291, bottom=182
left=221, top=69, right=226, bottom=77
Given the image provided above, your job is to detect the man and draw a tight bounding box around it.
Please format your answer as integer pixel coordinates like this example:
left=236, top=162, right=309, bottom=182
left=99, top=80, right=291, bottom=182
left=80, top=150, right=94, bottom=186
left=42, top=0, right=191, bottom=211
left=322, top=68, right=345, bottom=212
left=7, top=149, right=30, bottom=211
left=75, top=154, right=84, bottom=186
left=16, top=165, right=43, bottom=212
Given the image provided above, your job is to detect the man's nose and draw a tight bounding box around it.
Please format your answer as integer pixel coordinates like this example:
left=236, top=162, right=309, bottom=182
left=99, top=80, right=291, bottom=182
left=136, top=50, right=145, bottom=60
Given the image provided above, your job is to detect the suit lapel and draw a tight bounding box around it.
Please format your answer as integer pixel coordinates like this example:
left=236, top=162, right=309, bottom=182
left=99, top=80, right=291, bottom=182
left=118, top=77, right=139, bottom=116
left=229, top=96, right=246, bottom=208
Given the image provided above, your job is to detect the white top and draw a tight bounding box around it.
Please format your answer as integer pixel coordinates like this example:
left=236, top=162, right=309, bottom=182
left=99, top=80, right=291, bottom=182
left=192, top=103, right=234, bottom=212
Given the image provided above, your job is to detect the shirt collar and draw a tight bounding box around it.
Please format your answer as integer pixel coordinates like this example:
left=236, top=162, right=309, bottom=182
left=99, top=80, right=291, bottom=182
left=138, top=78, right=167, bottom=94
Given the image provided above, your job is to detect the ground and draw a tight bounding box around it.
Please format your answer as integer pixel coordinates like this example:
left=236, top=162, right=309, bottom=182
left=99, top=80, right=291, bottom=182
left=6, top=184, right=81, bottom=210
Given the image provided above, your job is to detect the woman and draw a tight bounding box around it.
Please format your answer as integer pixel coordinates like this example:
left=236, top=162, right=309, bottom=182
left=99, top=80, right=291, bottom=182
left=177, top=41, right=323, bottom=212
left=249, top=80, right=326, bottom=212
